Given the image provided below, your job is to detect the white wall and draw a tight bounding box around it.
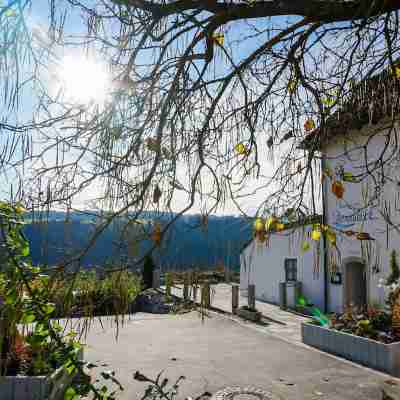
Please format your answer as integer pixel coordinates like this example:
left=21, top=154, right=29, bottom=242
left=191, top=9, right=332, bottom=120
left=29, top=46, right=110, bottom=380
left=322, top=119, right=400, bottom=312
left=240, top=225, right=325, bottom=310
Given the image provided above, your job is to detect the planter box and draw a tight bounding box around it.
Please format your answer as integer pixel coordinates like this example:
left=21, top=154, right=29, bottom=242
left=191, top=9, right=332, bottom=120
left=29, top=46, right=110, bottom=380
left=236, top=308, right=262, bottom=322
left=0, top=350, right=84, bottom=400
left=302, top=322, right=400, bottom=376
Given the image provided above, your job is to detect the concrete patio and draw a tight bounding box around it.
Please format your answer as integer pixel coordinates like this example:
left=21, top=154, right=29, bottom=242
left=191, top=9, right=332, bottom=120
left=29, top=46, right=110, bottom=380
left=170, top=283, right=310, bottom=345
left=82, top=311, right=394, bottom=400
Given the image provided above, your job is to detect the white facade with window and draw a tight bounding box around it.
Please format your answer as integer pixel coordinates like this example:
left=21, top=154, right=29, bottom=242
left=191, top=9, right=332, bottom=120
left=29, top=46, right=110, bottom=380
left=322, top=120, right=400, bottom=313
left=240, top=118, right=400, bottom=313
left=240, top=224, right=325, bottom=310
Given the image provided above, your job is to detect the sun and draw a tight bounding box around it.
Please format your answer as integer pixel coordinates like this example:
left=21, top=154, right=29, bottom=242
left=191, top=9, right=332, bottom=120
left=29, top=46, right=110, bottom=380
left=58, top=53, right=110, bottom=106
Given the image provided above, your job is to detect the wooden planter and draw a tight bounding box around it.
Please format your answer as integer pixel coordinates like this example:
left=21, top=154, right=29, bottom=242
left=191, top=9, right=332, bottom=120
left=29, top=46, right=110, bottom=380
left=302, top=322, right=400, bottom=376
left=0, top=350, right=84, bottom=400
left=236, top=307, right=262, bottom=322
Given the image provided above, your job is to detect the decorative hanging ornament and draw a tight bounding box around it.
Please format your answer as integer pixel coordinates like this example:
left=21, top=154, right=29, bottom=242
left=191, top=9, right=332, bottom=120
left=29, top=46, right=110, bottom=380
left=324, top=167, right=333, bottom=178
left=256, top=231, right=266, bottom=243
left=276, top=223, right=285, bottom=232
left=287, top=79, right=297, bottom=94
left=304, top=118, right=316, bottom=132
left=235, top=142, right=249, bottom=156
left=390, top=65, right=400, bottom=79
left=356, top=232, right=374, bottom=241
left=342, top=172, right=356, bottom=182
left=344, top=230, right=356, bottom=237
left=153, top=185, right=162, bottom=203
left=326, top=230, right=336, bottom=245
left=212, top=32, right=224, bottom=46
left=322, top=89, right=338, bottom=107
left=331, top=180, right=345, bottom=199
left=254, top=218, right=265, bottom=232
left=320, top=224, right=329, bottom=232
left=301, top=241, right=311, bottom=252
left=311, top=229, right=321, bottom=241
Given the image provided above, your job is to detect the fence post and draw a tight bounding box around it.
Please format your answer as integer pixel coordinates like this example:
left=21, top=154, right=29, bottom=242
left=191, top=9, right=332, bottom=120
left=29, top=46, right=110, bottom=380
left=165, top=272, right=172, bottom=299
left=201, top=283, right=211, bottom=308
left=248, top=284, right=256, bottom=310
left=232, top=285, right=239, bottom=314
left=152, top=270, right=160, bottom=289
left=183, top=273, right=189, bottom=301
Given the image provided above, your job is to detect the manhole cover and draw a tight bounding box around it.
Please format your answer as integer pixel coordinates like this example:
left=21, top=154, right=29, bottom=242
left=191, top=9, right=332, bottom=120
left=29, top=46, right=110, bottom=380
left=212, top=387, right=276, bottom=400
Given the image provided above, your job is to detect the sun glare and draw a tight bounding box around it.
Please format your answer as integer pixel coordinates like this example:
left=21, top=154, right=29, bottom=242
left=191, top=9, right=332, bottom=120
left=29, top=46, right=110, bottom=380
left=58, top=54, right=110, bottom=106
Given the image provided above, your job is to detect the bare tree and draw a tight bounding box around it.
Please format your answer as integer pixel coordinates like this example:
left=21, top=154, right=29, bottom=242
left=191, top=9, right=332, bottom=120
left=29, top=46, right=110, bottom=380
left=1, top=0, right=400, bottom=267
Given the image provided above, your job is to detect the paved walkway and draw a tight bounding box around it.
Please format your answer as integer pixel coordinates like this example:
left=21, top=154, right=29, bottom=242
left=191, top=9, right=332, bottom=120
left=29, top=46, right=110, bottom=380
left=170, top=283, right=311, bottom=345
left=83, top=312, right=391, bottom=400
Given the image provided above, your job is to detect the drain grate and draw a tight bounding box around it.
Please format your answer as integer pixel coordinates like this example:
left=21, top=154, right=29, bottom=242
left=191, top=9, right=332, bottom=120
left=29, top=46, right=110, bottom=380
left=212, top=387, right=276, bottom=400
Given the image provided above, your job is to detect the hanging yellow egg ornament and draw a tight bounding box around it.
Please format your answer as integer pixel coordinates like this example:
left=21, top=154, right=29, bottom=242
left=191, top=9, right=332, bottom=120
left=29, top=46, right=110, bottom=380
left=343, top=172, right=356, bottom=182
left=390, top=65, right=400, bottom=79
left=311, top=229, right=321, bottom=241
left=276, top=223, right=285, bottom=232
left=212, top=32, right=224, bottom=46
left=301, top=241, right=311, bottom=252
left=304, top=119, right=316, bottom=132
left=235, top=143, right=248, bottom=156
left=254, top=218, right=265, bottom=232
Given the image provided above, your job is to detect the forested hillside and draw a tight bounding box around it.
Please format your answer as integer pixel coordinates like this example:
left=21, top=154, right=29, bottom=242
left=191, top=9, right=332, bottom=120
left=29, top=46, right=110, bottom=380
left=23, top=211, right=252, bottom=271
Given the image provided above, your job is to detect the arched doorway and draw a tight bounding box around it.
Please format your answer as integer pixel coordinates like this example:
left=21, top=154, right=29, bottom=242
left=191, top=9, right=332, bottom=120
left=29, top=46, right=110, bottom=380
left=344, top=259, right=367, bottom=309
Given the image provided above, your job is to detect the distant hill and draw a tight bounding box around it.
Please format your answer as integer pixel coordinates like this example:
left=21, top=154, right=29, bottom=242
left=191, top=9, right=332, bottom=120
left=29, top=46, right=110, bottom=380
left=22, top=211, right=252, bottom=271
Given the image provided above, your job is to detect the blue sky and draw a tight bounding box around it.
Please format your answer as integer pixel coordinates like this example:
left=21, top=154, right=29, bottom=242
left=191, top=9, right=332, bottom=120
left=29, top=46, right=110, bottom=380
left=0, top=1, right=311, bottom=216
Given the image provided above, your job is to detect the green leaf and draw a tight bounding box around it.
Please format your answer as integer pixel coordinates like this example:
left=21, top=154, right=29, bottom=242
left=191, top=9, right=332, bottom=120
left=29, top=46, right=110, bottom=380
left=64, top=387, right=78, bottom=400
left=44, top=303, right=55, bottom=316
left=21, top=241, right=30, bottom=257
left=21, top=313, right=36, bottom=324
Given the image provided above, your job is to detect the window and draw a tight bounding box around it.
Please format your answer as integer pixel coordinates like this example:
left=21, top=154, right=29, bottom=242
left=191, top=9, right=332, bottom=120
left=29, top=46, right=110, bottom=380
left=285, top=258, right=297, bottom=282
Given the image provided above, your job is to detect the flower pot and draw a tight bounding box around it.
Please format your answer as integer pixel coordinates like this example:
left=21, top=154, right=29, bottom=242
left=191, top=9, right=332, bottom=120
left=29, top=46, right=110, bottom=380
left=0, top=350, right=84, bottom=400
left=302, top=322, right=400, bottom=376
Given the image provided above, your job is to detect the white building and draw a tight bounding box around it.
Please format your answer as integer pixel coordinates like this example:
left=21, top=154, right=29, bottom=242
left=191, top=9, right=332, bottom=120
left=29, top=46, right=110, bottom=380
left=240, top=72, right=400, bottom=313
left=240, top=218, right=326, bottom=310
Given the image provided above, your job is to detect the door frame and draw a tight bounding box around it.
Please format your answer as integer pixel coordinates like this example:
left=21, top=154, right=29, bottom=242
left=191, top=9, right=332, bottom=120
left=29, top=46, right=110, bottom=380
left=342, top=256, right=367, bottom=308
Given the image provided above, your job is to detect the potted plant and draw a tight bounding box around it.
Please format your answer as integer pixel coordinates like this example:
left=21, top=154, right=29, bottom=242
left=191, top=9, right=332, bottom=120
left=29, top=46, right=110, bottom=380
left=0, top=202, right=124, bottom=400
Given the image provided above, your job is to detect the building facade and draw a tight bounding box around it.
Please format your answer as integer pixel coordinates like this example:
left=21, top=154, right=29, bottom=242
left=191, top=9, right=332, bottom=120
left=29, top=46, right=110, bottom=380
left=240, top=118, right=400, bottom=313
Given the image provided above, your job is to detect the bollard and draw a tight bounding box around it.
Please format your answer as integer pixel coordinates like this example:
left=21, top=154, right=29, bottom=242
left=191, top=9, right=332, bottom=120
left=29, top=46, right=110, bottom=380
left=183, top=273, right=189, bottom=301
left=201, top=283, right=211, bottom=308
left=193, top=285, right=198, bottom=302
left=232, top=285, right=239, bottom=314
left=165, top=272, right=172, bottom=299
left=248, top=284, right=256, bottom=310
left=152, top=269, right=160, bottom=289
